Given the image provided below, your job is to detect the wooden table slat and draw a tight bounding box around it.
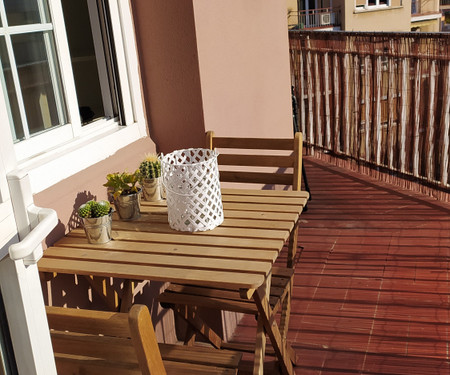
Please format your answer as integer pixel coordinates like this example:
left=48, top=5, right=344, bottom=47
left=38, top=258, right=266, bottom=289
left=110, top=220, right=290, bottom=242
left=223, top=210, right=299, bottom=222
left=68, top=228, right=284, bottom=250
left=221, top=195, right=307, bottom=206
left=222, top=202, right=302, bottom=213
left=220, top=188, right=310, bottom=199
left=44, top=247, right=272, bottom=275
left=54, top=237, right=279, bottom=262
left=141, top=206, right=299, bottom=222
left=114, top=214, right=294, bottom=231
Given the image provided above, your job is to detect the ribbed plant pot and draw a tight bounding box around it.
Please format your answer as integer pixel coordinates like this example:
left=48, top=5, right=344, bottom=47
left=82, top=211, right=112, bottom=244
left=113, top=190, right=141, bottom=220
left=142, top=177, right=163, bottom=201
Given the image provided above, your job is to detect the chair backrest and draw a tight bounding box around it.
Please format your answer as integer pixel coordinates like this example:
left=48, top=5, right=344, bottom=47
left=206, top=131, right=303, bottom=190
left=46, top=304, right=166, bottom=375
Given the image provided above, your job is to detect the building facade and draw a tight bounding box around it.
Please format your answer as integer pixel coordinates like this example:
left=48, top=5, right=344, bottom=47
left=288, top=0, right=442, bottom=31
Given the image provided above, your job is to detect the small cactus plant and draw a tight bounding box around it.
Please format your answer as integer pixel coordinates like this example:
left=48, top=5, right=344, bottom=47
left=78, top=200, right=111, bottom=218
left=139, top=153, right=161, bottom=181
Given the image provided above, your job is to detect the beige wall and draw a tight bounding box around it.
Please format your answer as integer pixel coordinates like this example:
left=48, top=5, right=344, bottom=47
left=419, top=0, right=440, bottom=13
left=132, top=0, right=294, bottom=152
left=335, top=0, right=412, bottom=31
left=412, top=19, right=440, bottom=31
left=287, top=0, right=298, bottom=27
left=192, top=0, right=293, bottom=139
left=287, top=0, right=297, bottom=12
left=131, top=0, right=206, bottom=153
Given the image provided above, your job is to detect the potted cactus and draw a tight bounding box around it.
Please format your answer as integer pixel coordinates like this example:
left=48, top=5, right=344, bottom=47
left=78, top=200, right=113, bottom=244
left=103, top=170, right=141, bottom=220
left=139, top=153, right=163, bottom=201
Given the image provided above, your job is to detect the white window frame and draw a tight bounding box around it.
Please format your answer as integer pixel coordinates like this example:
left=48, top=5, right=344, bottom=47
left=356, top=0, right=391, bottom=9
left=368, top=0, right=390, bottom=8
left=0, top=0, right=147, bottom=194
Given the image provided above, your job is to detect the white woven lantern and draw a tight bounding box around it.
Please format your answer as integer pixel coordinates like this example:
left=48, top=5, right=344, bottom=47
left=161, top=148, right=224, bottom=232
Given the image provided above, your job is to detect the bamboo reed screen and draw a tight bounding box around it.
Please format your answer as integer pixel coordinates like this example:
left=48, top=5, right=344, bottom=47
left=290, top=31, right=450, bottom=200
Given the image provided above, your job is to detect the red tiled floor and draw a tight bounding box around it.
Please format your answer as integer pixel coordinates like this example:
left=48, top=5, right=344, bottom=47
left=230, top=156, right=450, bottom=374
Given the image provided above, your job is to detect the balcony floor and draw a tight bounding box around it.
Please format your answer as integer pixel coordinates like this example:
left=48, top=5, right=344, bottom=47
left=231, top=156, right=450, bottom=374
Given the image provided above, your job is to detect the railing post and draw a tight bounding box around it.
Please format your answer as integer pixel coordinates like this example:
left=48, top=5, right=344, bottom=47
left=412, top=58, right=422, bottom=177
left=374, top=55, right=382, bottom=166
left=364, top=55, right=371, bottom=161
left=425, top=60, right=437, bottom=181
left=439, top=61, right=450, bottom=186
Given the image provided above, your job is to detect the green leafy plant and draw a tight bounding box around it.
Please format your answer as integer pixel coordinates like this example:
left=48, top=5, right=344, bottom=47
left=78, top=200, right=111, bottom=218
left=103, top=170, right=141, bottom=199
left=139, top=153, right=161, bottom=180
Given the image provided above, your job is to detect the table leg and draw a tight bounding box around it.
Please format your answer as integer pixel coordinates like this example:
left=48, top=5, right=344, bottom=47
left=253, top=316, right=266, bottom=375
left=120, top=279, right=134, bottom=312
left=252, top=272, right=271, bottom=375
left=253, top=287, right=294, bottom=375
left=287, top=222, right=299, bottom=268
left=279, top=278, right=291, bottom=341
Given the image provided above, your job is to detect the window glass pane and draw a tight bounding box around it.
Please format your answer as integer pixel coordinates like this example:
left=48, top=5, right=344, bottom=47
left=61, top=0, right=106, bottom=125
left=11, top=31, right=67, bottom=136
left=0, top=36, right=24, bottom=141
left=4, top=0, right=51, bottom=26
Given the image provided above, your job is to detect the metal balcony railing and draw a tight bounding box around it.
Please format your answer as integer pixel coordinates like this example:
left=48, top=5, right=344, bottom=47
left=288, top=7, right=341, bottom=30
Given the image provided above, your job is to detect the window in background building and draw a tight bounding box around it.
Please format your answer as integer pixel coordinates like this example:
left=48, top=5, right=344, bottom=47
left=356, top=0, right=390, bottom=8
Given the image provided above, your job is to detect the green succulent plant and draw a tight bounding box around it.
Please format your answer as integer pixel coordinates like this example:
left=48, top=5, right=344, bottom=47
left=103, top=170, right=141, bottom=199
left=78, top=200, right=111, bottom=218
left=139, top=153, right=161, bottom=181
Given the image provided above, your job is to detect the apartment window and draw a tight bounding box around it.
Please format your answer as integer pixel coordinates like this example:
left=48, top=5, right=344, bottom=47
left=0, top=0, right=131, bottom=161
left=356, top=0, right=390, bottom=8
left=368, top=0, right=389, bottom=5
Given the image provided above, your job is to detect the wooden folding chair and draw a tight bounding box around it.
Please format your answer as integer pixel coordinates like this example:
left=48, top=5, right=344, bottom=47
left=46, top=304, right=242, bottom=375
left=204, top=130, right=303, bottom=268
left=158, top=131, right=306, bottom=370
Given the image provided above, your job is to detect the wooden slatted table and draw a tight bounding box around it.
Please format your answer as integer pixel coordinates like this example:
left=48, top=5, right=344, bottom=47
left=39, top=188, right=309, bottom=375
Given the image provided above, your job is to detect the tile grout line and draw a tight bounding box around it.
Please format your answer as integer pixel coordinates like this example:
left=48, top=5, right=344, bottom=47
left=361, top=236, right=391, bottom=372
